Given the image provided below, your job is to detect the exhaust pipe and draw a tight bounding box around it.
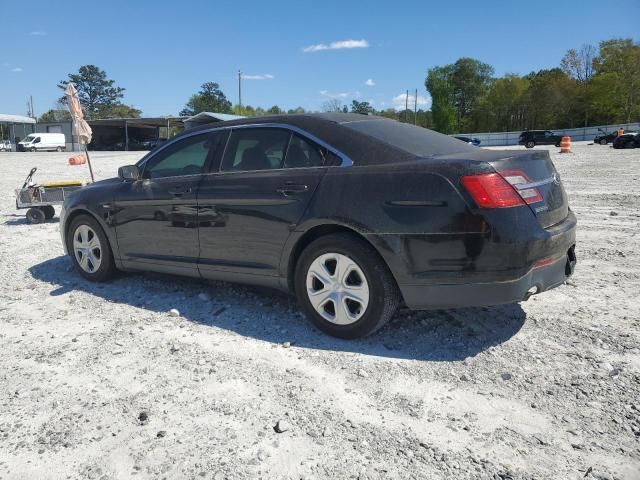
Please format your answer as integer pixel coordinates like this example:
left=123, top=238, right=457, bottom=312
left=523, top=286, right=540, bottom=301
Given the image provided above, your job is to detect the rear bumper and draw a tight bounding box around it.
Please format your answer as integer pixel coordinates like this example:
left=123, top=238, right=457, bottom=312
left=400, top=245, right=575, bottom=309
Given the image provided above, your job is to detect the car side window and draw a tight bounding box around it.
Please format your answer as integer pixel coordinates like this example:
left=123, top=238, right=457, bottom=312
left=545, top=131, right=554, bottom=137
left=283, top=134, right=325, bottom=168
left=221, top=128, right=290, bottom=172
left=142, top=133, right=217, bottom=179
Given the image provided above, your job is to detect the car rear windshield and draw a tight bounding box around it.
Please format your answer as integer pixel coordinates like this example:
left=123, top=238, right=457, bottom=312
left=341, top=119, right=476, bottom=157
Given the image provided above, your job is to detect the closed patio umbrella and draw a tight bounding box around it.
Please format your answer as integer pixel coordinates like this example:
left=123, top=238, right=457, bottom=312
left=64, top=83, right=94, bottom=182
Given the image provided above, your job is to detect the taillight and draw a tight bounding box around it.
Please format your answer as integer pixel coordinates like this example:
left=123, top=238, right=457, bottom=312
left=461, top=169, right=543, bottom=208
left=499, top=169, right=543, bottom=204
left=460, top=173, right=525, bottom=208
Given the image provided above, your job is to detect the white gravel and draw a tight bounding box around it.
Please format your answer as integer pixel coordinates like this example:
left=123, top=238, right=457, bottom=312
left=0, top=143, right=639, bottom=479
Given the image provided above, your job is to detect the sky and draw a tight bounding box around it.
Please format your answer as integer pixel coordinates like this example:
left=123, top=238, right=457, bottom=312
left=1, top=0, right=638, bottom=118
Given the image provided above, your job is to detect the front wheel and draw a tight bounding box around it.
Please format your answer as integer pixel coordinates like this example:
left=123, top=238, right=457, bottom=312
left=599, top=139, right=607, bottom=145
left=525, top=141, right=535, bottom=148
left=66, top=214, right=116, bottom=282
left=294, top=233, right=400, bottom=339
left=56, top=146, right=63, bottom=152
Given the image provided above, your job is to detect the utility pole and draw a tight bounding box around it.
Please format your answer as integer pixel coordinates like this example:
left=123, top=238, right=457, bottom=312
left=405, top=89, right=409, bottom=121
left=414, top=88, right=418, bottom=125
left=238, top=69, right=242, bottom=108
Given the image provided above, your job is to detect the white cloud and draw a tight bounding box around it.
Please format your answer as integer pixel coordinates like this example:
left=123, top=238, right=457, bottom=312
left=303, top=39, right=369, bottom=53
left=364, top=78, right=375, bottom=86
left=320, top=90, right=349, bottom=99
left=30, top=31, right=46, bottom=36
left=11, top=67, right=23, bottom=72
left=242, top=73, right=274, bottom=80
left=392, top=92, right=431, bottom=110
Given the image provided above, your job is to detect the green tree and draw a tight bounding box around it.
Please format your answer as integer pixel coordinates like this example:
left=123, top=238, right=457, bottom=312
left=101, top=104, right=142, bottom=118
left=58, top=65, right=125, bottom=119
left=38, top=109, right=71, bottom=123
left=450, top=58, right=494, bottom=131
left=426, top=65, right=456, bottom=133
left=287, top=107, right=306, bottom=114
left=524, top=68, right=578, bottom=129
left=592, top=39, right=640, bottom=123
left=266, top=105, right=283, bottom=114
left=180, top=82, right=232, bottom=116
left=480, top=74, right=530, bottom=131
left=350, top=100, right=374, bottom=115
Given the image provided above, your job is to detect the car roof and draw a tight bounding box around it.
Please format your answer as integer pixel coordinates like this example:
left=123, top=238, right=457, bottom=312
left=182, top=113, right=476, bottom=164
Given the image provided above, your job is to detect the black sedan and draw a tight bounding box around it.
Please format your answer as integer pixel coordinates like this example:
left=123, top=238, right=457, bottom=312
left=613, top=132, right=639, bottom=149
left=593, top=131, right=618, bottom=145
left=60, top=114, right=577, bottom=339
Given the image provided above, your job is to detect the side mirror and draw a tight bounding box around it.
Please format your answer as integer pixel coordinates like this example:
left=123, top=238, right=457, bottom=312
left=118, top=165, right=140, bottom=181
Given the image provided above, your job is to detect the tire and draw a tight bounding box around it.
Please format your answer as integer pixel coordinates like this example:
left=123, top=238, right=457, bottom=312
left=42, top=205, right=55, bottom=219
left=525, top=141, right=535, bottom=148
left=66, top=214, right=116, bottom=282
left=294, top=233, right=400, bottom=339
left=29, top=147, right=36, bottom=152
left=599, top=139, right=607, bottom=145
left=555, top=142, right=561, bottom=147
left=26, top=207, right=46, bottom=224
left=56, top=146, right=63, bottom=152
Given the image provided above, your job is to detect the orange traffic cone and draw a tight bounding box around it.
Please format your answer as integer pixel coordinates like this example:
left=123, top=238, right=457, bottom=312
left=560, top=136, right=571, bottom=153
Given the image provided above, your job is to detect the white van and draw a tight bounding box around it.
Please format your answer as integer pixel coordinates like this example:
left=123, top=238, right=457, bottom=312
left=18, top=133, right=66, bottom=152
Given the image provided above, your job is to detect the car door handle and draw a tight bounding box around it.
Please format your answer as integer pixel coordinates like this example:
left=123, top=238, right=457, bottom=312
left=277, top=183, right=308, bottom=196
left=168, top=186, right=192, bottom=196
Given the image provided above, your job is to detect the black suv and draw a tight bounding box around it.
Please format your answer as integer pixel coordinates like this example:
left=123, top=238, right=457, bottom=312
left=518, top=130, right=562, bottom=148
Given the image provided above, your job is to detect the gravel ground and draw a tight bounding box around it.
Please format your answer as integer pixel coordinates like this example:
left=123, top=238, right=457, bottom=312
left=0, top=142, right=639, bottom=480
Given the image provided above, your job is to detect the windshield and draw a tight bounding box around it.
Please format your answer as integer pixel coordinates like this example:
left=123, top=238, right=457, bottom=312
left=22, top=135, right=36, bottom=143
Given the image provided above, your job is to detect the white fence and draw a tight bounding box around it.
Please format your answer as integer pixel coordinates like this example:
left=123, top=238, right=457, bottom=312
left=458, top=122, right=640, bottom=146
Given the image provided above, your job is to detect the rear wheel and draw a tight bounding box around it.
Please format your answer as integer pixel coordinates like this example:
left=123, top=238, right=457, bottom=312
left=26, top=207, right=46, bottom=224
left=525, top=141, right=535, bottom=148
left=294, top=233, right=400, bottom=339
left=599, top=139, right=607, bottom=145
left=66, top=214, right=116, bottom=282
left=56, top=146, right=63, bottom=152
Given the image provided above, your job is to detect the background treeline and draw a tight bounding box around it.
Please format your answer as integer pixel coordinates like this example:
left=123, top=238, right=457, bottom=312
left=426, top=38, right=639, bottom=133
left=39, top=37, right=638, bottom=135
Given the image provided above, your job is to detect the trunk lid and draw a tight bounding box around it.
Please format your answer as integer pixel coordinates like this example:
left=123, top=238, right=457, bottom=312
left=432, top=148, right=569, bottom=228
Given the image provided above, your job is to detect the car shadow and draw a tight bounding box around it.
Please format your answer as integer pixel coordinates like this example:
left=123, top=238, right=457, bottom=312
left=3, top=213, right=60, bottom=226
left=29, top=256, right=527, bottom=362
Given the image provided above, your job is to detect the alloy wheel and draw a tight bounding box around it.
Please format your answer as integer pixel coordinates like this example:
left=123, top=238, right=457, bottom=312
left=306, top=252, right=370, bottom=325
left=73, top=224, right=102, bottom=273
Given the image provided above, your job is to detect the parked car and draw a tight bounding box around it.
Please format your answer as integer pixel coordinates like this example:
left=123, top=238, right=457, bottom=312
left=60, top=114, right=576, bottom=339
left=612, top=132, right=639, bottom=149
left=518, top=130, right=562, bottom=148
left=593, top=129, right=619, bottom=145
left=0, top=140, right=12, bottom=152
left=17, top=133, right=66, bottom=152
left=453, top=136, right=481, bottom=146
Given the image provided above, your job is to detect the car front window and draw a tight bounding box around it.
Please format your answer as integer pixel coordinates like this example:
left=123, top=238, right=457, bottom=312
left=142, top=132, right=221, bottom=179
